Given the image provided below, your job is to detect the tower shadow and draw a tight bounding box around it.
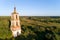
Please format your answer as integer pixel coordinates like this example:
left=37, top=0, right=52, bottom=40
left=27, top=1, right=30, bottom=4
left=8, top=20, right=11, bottom=30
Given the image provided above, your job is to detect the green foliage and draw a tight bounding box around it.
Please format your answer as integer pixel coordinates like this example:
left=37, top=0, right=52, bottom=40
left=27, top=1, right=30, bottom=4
left=0, top=16, right=60, bottom=40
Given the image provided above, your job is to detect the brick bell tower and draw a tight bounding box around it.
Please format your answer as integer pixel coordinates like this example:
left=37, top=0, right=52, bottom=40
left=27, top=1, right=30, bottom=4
left=10, top=7, right=21, bottom=37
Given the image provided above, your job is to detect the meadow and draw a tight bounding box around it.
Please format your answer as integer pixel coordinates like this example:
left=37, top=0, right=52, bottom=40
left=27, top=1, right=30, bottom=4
left=0, top=16, right=60, bottom=40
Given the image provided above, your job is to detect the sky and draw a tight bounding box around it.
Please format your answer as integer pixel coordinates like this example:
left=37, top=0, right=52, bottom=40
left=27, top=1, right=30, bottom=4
left=0, top=0, right=60, bottom=16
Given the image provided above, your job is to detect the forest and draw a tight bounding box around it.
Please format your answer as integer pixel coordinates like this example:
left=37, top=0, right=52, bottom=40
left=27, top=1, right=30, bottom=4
left=0, top=16, right=60, bottom=40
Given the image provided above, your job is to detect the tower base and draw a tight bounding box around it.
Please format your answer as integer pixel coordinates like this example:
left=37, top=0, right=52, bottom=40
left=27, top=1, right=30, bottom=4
left=12, top=29, right=21, bottom=37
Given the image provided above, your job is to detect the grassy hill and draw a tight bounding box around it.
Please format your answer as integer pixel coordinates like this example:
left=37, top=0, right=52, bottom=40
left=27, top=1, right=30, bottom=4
left=0, top=16, right=60, bottom=40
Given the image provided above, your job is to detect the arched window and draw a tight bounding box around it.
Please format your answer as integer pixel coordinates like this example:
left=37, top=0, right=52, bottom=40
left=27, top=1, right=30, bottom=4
left=16, top=15, right=17, bottom=19
left=17, top=32, right=20, bottom=36
left=16, top=22, right=18, bottom=26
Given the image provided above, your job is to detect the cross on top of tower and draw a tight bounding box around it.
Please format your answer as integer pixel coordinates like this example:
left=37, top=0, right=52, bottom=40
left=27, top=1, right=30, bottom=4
left=12, top=6, right=17, bottom=14
left=14, top=6, right=16, bottom=12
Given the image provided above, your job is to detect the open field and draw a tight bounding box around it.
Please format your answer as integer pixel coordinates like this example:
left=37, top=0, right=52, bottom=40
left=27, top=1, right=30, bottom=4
left=0, top=16, right=60, bottom=40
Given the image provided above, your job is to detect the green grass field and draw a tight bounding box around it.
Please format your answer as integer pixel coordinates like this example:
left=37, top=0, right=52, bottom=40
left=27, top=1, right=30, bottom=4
left=0, top=16, right=60, bottom=40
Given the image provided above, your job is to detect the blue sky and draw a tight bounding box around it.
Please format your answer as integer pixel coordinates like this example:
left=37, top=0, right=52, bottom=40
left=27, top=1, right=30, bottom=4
left=0, top=0, right=60, bottom=16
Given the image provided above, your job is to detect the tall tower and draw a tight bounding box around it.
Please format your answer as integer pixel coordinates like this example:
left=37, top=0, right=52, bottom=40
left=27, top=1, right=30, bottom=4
left=10, top=7, right=21, bottom=37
